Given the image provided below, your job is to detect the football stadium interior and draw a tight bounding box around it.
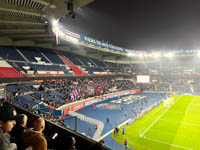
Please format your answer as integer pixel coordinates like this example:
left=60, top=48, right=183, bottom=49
left=0, top=0, right=200, bottom=150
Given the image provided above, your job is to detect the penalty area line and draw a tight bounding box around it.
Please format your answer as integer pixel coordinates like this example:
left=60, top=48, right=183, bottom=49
left=143, top=136, right=193, bottom=150
left=140, top=96, right=182, bottom=137
left=186, top=104, right=190, bottom=113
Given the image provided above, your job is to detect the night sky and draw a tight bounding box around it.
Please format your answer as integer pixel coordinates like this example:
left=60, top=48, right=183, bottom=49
left=61, top=0, right=200, bottom=50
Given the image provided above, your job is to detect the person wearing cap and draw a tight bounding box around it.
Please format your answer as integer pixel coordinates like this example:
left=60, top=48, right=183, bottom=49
left=0, top=105, right=17, bottom=150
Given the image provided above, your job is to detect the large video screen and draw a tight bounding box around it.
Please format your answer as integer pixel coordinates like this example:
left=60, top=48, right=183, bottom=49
left=137, top=75, right=150, bottom=83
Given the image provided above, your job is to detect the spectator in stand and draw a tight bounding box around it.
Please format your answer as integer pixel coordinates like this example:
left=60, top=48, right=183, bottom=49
left=10, top=114, right=28, bottom=150
left=99, top=139, right=104, bottom=146
left=10, top=114, right=27, bottom=137
left=63, top=136, right=76, bottom=150
left=21, top=118, right=47, bottom=150
left=0, top=105, right=17, bottom=150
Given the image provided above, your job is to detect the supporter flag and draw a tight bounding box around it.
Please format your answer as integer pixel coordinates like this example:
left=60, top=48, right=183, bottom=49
left=70, top=88, right=80, bottom=101
left=70, top=93, right=74, bottom=101
left=73, top=89, right=78, bottom=97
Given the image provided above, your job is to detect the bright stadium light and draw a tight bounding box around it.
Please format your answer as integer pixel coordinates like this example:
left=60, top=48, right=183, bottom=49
left=52, top=19, right=59, bottom=26
left=153, top=52, right=161, bottom=58
left=146, top=53, right=153, bottom=57
left=138, top=53, right=144, bottom=57
left=127, top=53, right=136, bottom=57
left=198, top=51, right=200, bottom=56
left=164, top=52, right=174, bottom=57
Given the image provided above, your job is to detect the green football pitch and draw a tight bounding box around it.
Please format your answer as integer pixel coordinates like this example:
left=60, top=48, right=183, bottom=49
left=113, top=95, right=200, bottom=150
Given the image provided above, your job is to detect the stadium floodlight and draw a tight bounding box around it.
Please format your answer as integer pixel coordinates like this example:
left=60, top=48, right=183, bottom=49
left=146, top=53, right=153, bottom=57
left=153, top=52, right=161, bottom=58
left=52, top=19, right=59, bottom=26
left=138, top=53, right=144, bottom=57
left=127, top=53, right=136, bottom=57
left=163, top=52, right=174, bottom=57
left=58, top=30, right=64, bottom=37
left=198, top=51, right=200, bottom=56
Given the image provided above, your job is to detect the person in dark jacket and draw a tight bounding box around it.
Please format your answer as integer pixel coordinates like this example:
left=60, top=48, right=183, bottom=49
left=10, top=114, right=28, bottom=150
left=0, top=105, right=17, bottom=150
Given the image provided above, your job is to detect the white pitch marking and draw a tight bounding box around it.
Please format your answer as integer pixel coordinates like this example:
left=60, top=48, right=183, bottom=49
left=140, top=96, right=182, bottom=137
left=144, top=136, right=193, bottom=150
left=186, top=104, right=190, bottom=113
left=160, top=119, right=200, bottom=128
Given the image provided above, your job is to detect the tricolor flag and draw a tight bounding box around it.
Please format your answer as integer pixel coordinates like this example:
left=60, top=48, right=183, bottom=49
left=70, top=88, right=80, bottom=101
left=70, top=93, right=74, bottom=101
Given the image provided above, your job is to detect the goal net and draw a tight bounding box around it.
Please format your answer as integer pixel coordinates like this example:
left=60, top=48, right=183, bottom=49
left=163, top=97, right=174, bottom=108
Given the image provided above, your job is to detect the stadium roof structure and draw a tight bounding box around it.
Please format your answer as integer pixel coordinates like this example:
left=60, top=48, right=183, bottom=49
left=0, top=0, right=142, bottom=63
left=0, top=0, right=93, bottom=48
left=2, top=0, right=195, bottom=63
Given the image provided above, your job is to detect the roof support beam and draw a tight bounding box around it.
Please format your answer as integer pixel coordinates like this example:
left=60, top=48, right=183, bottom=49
left=0, top=2, right=46, bottom=17
left=0, top=16, right=42, bottom=25
left=0, top=33, right=49, bottom=37
left=9, top=35, right=55, bottom=40
left=0, top=29, right=45, bottom=32
left=0, top=36, right=13, bottom=45
left=116, top=55, right=126, bottom=60
left=13, top=40, right=36, bottom=46
left=32, top=0, right=56, bottom=8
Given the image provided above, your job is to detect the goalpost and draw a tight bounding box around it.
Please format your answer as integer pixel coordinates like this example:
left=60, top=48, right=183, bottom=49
left=163, top=97, right=174, bottom=108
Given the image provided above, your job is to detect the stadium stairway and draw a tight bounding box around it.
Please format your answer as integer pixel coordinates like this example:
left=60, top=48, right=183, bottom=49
left=68, top=111, right=104, bottom=141
left=55, top=51, right=88, bottom=76
left=16, top=48, right=29, bottom=62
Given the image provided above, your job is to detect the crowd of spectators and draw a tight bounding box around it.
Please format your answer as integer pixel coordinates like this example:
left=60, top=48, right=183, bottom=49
left=5, top=77, right=136, bottom=110
left=0, top=103, right=81, bottom=150
left=139, top=76, right=195, bottom=93
left=7, top=75, right=200, bottom=112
